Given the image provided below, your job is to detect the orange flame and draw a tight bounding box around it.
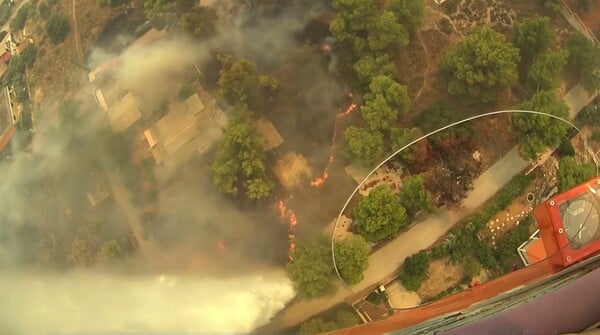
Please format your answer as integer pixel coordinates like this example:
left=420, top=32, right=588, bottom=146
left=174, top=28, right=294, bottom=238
left=277, top=200, right=298, bottom=262
left=277, top=200, right=286, bottom=221
left=310, top=101, right=357, bottom=188
left=288, top=210, right=297, bottom=226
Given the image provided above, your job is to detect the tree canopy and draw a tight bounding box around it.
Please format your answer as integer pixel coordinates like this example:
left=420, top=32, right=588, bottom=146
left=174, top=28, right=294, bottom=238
left=526, top=50, right=569, bottom=92
left=217, top=57, right=261, bottom=108
left=211, top=114, right=272, bottom=200
left=334, top=236, right=370, bottom=284
left=567, top=32, right=600, bottom=93
left=399, top=250, right=430, bottom=291
left=353, top=53, right=397, bottom=88
left=365, top=75, right=411, bottom=115
left=558, top=156, right=597, bottom=192
left=299, top=318, right=338, bottom=335
left=543, top=0, right=560, bottom=11
left=510, top=90, right=570, bottom=159
left=391, top=127, right=429, bottom=164
left=360, top=95, right=398, bottom=131
left=180, top=6, right=218, bottom=38
left=329, top=0, right=378, bottom=50
left=400, top=174, right=433, bottom=216
left=344, top=126, right=385, bottom=167
left=46, top=14, right=70, bottom=44
left=367, top=10, right=408, bottom=52
left=440, top=27, right=520, bottom=103
left=354, top=184, right=408, bottom=242
left=286, top=238, right=336, bottom=298
left=388, top=0, right=425, bottom=34
left=513, top=16, right=555, bottom=61
left=143, top=0, right=174, bottom=16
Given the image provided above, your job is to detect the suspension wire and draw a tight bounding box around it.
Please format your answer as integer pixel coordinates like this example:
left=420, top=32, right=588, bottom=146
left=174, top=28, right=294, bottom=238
left=330, top=109, right=599, bottom=312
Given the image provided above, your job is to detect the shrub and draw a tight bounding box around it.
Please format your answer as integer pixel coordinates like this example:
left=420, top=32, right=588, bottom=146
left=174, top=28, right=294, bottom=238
left=399, top=250, right=430, bottom=291
left=495, top=216, right=533, bottom=268
left=591, top=129, right=600, bottom=143
left=557, top=138, right=575, bottom=157
left=46, top=14, right=70, bottom=44
left=10, top=4, right=31, bottom=31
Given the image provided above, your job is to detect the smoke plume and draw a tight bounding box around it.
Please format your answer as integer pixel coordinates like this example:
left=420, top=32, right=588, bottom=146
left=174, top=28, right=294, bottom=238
left=0, top=270, right=294, bottom=334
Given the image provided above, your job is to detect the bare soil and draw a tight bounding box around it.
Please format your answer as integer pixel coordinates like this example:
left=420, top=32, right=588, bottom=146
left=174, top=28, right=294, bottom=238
left=565, top=1, right=600, bottom=37
left=417, top=258, right=464, bottom=301
left=28, top=0, right=136, bottom=106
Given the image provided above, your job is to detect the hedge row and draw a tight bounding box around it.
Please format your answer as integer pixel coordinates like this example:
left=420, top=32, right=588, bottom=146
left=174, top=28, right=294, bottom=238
left=431, top=173, right=534, bottom=266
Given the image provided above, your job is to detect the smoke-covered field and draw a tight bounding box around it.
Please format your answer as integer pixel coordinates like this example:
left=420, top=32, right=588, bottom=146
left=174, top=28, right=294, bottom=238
left=0, top=0, right=355, bottom=333
left=0, top=270, right=295, bottom=334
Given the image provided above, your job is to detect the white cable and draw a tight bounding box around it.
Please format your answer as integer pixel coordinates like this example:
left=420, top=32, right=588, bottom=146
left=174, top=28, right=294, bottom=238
left=331, top=109, right=582, bottom=288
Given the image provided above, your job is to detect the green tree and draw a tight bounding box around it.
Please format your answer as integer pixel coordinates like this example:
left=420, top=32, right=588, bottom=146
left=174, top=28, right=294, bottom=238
left=46, top=14, right=70, bottom=44
left=354, top=184, right=408, bottom=242
left=217, top=58, right=260, bottom=107
left=21, top=45, right=37, bottom=68
left=334, top=236, right=370, bottom=284
left=353, top=53, right=397, bottom=87
left=143, top=0, right=174, bottom=16
left=526, top=50, right=568, bottom=92
left=567, top=32, right=600, bottom=93
left=391, top=127, right=429, bottom=164
left=388, top=0, right=425, bottom=34
left=299, top=318, right=338, bottom=335
left=399, top=250, right=430, bottom=291
left=335, top=310, right=360, bottom=327
left=180, top=7, right=217, bottom=37
left=97, top=239, right=124, bottom=260
left=344, top=126, right=385, bottom=167
left=367, top=10, right=409, bottom=52
left=576, top=0, right=595, bottom=12
left=97, top=0, right=126, bottom=6
left=513, top=16, right=555, bottom=61
left=211, top=116, right=271, bottom=200
left=330, top=0, right=379, bottom=52
left=557, top=137, right=575, bottom=157
left=259, top=75, right=279, bottom=92
left=440, top=27, right=520, bottom=103
left=510, top=90, right=570, bottom=159
left=558, top=156, right=597, bottom=191
left=360, top=95, right=397, bottom=131
left=400, top=174, right=433, bottom=216
left=543, top=0, right=560, bottom=11
left=415, top=101, right=472, bottom=145
left=365, top=75, right=410, bottom=115
left=244, top=178, right=272, bottom=200
left=10, top=4, right=31, bottom=31
left=286, top=238, right=336, bottom=298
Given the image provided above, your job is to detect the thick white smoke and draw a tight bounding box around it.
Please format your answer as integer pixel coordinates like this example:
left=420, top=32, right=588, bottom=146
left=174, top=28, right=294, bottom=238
left=0, top=270, right=294, bottom=334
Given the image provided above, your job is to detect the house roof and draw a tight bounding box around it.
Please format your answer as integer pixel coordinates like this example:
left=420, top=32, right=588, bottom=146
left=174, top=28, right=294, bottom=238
left=129, top=28, right=167, bottom=49
left=106, top=92, right=142, bottom=132
left=254, top=117, right=283, bottom=151
left=0, top=125, right=15, bottom=153
left=88, top=58, right=121, bottom=83
left=0, top=62, right=8, bottom=80
left=0, top=51, right=10, bottom=63
left=144, top=93, right=220, bottom=165
left=16, top=40, right=29, bottom=55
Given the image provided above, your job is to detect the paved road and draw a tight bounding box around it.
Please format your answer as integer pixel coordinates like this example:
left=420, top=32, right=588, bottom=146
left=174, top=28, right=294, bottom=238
left=105, top=171, right=158, bottom=255
left=264, top=148, right=529, bottom=331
